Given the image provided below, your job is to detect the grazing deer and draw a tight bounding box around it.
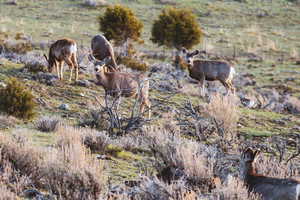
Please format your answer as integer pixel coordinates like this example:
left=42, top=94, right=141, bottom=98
left=240, top=148, right=300, bottom=200
left=44, top=38, right=79, bottom=82
left=181, top=48, right=236, bottom=96
left=91, top=35, right=118, bottom=70
left=88, top=55, right=151, bottom=119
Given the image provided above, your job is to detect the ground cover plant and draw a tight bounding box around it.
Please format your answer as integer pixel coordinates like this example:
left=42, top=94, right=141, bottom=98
left=0, top=0, right=299, bottom=199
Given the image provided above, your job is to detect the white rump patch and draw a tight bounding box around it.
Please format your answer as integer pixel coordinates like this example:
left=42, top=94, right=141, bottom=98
left=228, top=67, right=236, bottom=81
left=296, top=184, right=300, bottom=199
left=70, top=44, right=77, bottom=53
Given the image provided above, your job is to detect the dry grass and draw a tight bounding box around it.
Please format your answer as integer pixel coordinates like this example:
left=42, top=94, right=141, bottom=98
left=144, top=127, right=216, bottom=192
left=0, top=114, right=18, bottom=129
left=250, top=152, right=298, bottom=178
left=0, top=185, right=18, bottom=200
left=0, top=126, right=105, bottom=200
left=206, top=93, right=239, bottom=134
left=215, top=177, right=261, bottom=200
left=35, top=116, right=62, bottom=132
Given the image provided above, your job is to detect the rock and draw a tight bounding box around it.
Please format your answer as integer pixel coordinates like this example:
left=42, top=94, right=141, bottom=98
left=292, top=126, right=300, bottom=132
left=285, top=77, right=295, bottom=82
left=96, top=154, right=112, bottom=160
left=240, top=97, right=257, bottom=108
left=272, top=119, right=287, bottom=126
left=76, top=79, right=91, bottom=87
left=23, top=189, right=41, bottom=198
left=284, top=96, right=300, bottom=114
left=34, top=72, right=59, bottom=86
left=59, top=104, right=70, bottom=111
left=0, top=82, right=7, bottom=88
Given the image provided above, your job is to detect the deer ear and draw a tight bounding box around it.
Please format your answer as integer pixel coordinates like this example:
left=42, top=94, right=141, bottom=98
left=44, top=54, right=48, bottom=62
left=88, top=54, right=96, bottom=63
left=242, top=148, right=254, bottom=161
left=253, top=150, right=260, bottom=161
left=192, top=50, right=200, bottom=56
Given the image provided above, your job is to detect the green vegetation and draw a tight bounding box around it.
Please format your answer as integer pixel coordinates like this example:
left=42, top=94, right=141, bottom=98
left=0, top=78, right=36, bottom=120
left=151, top=7, right=202, bottom=50
left=99, top=4, right=143, bottom=46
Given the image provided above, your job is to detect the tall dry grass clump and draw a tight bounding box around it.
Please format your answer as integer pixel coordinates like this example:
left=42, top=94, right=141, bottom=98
left=144, top=127, right=217, bottom=192
left=215, top=177, right=261, bottom=200
left=206, top=94, right=239, bottom=132
left=41, top=126, right=105, bottom=200
left=205, top=94, right=239, bottom=151
left=0, top=127, right=105, bottom=200
left=0, top=185, right=18, bottom=200
left=0, top=132, right=42, bottom=196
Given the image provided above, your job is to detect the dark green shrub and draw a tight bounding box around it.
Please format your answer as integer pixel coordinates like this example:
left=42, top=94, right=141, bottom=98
left=98, top=4, right=143, bottom=46
left=119, top=56, right=149, bottom=72
left=0, top=78, right=36, bottom=120
left=151, top=7, right=202, bottom=50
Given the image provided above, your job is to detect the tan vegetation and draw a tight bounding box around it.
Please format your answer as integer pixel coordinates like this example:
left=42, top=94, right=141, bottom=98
left=0, top=0, right=300, bottom=199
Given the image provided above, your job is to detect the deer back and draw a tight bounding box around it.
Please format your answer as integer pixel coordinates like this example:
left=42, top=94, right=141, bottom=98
left=247, top=176, right=299, bottom=200
left=240, top=148, right=300, bottom=200
left=50, top=38, right=77, bottom=61
left=99, top=72, right=141, bottom=97
left=190, top=60, right=232, bottom=81
left=91, top=35, right=117, bottom=68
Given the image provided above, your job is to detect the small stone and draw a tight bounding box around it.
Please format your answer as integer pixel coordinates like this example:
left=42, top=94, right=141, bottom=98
left=240, top=97, right=256, bottom=108
left=23, top=189, right=41, bottom=198
left=59, top=104, right=70, bottom=111
left=96, top=154, right=112, bottom=160
left=0, top=82, right=7, bottom=88
left=79, top=93, right=85, bottom=97
left=76, top=80, right=91, bottom=87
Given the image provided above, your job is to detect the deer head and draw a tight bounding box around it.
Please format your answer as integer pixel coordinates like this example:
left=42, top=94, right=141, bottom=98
left=43, top=54, right=56, bottom=73
left=240, top=148, right=260, bottom=179
left=181, top=48, right=206, bottom=65
left=88, top=54, right=109, bottom=73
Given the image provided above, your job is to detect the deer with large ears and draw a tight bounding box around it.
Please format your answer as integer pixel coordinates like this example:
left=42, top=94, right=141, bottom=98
left=91, top=34, right=118, bottom=71
left=44, top=38, right=79, bottom=82
left=240, top=148, right=300, bottom=200
left=88, top=54, right=151, bottom=119
left=181, top=48, right=236, bottom=96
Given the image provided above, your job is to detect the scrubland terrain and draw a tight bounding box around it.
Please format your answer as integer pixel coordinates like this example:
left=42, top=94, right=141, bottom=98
left=0, top=0, right=300, bottom=199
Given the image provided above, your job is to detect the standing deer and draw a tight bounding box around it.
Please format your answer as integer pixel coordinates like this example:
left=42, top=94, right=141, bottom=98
left=44, top=38, right=79, bottom=82
left=91, top=34, right=118, bottom=70
left=181, top=48, right=236, bottom=96
left=240, top=148, right=300, bottom=200
left=88, top=55, right=151, bottom=119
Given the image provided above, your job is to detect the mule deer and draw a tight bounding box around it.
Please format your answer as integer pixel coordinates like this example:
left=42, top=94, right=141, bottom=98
left=44, top=38, right=79, bottom=82
left=91, top=35, right=118, bottom=70
left=88, top=55, right=151, bottom=118
left=181, top=48, right=236, bottom=96
left=240, top=148, right=300, bottom=200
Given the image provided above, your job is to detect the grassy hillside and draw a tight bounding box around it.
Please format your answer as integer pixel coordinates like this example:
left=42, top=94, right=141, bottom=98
left=0, top=0, right=300, bottom=199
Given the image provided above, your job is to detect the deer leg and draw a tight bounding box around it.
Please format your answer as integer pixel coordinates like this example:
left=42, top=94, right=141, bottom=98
left=55, top=61, right=61, bottom=80
left=227, top=80, right=235, bottom=94
left=220, top=80, right=230, bottom=95
left=139, top=100, right=151, bottom=119
left=59, top=61, right=64, bottom=80
left=71, top=53, right=79, bottom=82
left=116, top=96, right=122, bottom=111
left=199, top=76, right=205, bottom=97
left=64, top=58, right=74, bottom=82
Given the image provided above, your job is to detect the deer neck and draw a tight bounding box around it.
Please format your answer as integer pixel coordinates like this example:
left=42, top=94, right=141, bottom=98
left=241, top=162, right=257, bottom=181
left=96, top=70, right=109, bottom=87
